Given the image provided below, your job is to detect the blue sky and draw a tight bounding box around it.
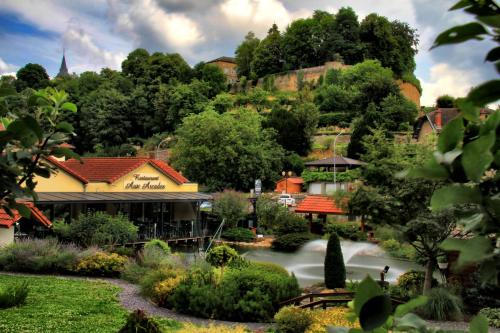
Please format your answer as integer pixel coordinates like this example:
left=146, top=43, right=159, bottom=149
left=0, top=0, right=496, bottom=106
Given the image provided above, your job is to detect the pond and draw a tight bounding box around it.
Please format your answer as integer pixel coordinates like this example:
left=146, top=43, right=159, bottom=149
left=239, top=239, right=421, bottom=287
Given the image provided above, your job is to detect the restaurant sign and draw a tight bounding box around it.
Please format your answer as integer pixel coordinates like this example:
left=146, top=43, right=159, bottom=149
left=124, top=174, right=166, bottom=190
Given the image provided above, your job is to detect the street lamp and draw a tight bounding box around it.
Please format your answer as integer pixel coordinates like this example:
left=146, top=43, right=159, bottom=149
left=282, top=170, right=293, bottom=194
left=333, top=129, right=345, bottom=190
left=156, top=136, right=172, bottom=160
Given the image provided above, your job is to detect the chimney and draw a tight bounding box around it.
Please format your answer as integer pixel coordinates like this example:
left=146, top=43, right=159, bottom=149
left=435, top=109, right=442, bottom=129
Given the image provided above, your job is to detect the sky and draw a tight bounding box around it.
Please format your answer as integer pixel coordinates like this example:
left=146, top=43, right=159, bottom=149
left=0, top=0, right=496, bottom=106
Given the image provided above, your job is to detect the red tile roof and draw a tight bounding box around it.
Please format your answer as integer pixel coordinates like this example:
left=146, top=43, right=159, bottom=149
left=295, top=195, right=345, bottom=214
left=0, top=203, right=52, bottom=229
left=59, top=157, right=189, bottom=184
left=277, top=177, right=304, bottom=185
left=46, top=157, right=89, bottom=184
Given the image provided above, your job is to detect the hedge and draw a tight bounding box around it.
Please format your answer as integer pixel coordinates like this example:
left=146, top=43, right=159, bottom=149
left=301, top=169, right=360, bottom=184
left=318, top=112, right=352, bottom=127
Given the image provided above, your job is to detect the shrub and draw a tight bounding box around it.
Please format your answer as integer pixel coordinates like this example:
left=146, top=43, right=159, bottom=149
left=205, top=244, right=239, bottom=278
left=324, top=232, right=346, bottom=289
left=381, top=239, right=417, bottom=261
left=140, top=267, right=184, bottom=301
left=0, top=238, right=79, bottom=273
left=151, top=275, right=184, bottom=306
left=306, top=307, right=359, bottom=332
left=478, top=308, right=500, bottom=328
left=274, top=306, right=313, bottom=333
left=275, top=215, right=309, bottom=237
left=272, top=233, right=313, bottom=251
left=144, top=239, right=171, bottom=255
left=374, top=225, right=404, bottom=242
left=381, top=239, right=401, bottom=253
left=118, top=310, right=162, bottom=333
left=177, top=323, right=247, bottom=333
left=73, top=251, right=127, bottom=277
left=417, top=287, right=463, bottom=321
left=0, top=281, right=29, bottom=309
left=397, top=270, right=437, bottom=298
left=108, top=246, right=135, bottom=257
left=213, top=190, right=248, bottom=228
left=54, top=212, right=138, bottom=247
left=251, top=261, right=289, bottom=276
left=318, top=112, right=352, bottom=127
left=256, top=195, right=289, bottom=233
left=326, top=222, right=365, bottom=241
left=222, top=227, right=255, bottom=242
left=121, top=261, right=149, bottom=283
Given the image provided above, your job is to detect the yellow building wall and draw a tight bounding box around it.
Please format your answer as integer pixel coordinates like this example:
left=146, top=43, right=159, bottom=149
left=34, top=168, right=85, bottom=192
left=85, top=163, right=198, bottom=193
left=0, top=228, right=14, bottom=247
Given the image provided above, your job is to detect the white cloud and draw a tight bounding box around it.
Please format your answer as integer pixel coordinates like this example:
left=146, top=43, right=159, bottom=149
left=0, top=57, right=17, bottom=75
left=419, top=63, right=479, bottom=106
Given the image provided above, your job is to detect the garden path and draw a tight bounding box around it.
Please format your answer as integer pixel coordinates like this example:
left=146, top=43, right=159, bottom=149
left=2, top=272, right=499, bottom=332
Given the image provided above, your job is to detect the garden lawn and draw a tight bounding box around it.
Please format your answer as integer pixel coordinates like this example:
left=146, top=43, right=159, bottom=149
left=0, top=274, right=181, bottom=333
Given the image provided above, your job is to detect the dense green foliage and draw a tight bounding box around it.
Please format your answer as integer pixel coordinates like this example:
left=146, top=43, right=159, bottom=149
left=15, top=63, right=50, bottom=91
left=479, top=308, right=500, bottom=328
left=221, top=227, right=255, bottom=242
left=212, top=191, right=248, bottom=228
left=237, top=7, right=418, bottom=79
left=326, top=221, right=366, bottom=241
left=171, top=109, right=283, bottom=191
left=397, top=270, right=437, bottom=299
left=436, top=94, right=456, bottom=108
left=324, top=232, right=346, bottom=288
left=144, top=239, right=171, bottom=255
left=118, top=310, right=163, bottom=333
left=255, top=195, right=289, bottom=232
left=417, top=288, right=463, bottom=321
left=0, top=281, right=29, bottom=309
left=274, top=306, right=313, bottom=333
left=53, top=211, right=138, bottom=247
left=272, top=233, right=313, bottom=252
left=301, top=169, right=360, bottom=184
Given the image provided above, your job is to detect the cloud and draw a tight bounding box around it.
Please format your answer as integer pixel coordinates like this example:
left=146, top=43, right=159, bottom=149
left=107, top=0, right=204, bottom=52
left=0, top=57, right=17, bottom=75
left=419, top=63, right=480, bottom=106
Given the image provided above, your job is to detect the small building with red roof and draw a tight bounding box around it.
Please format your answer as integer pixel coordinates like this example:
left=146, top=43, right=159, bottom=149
left=30, top=157, right=211, bottom=240
left=295, top=195, right=348, bottom=231
left=275, top=177, right=304, bottom=194
left=0, top=203, right=52, bottom=246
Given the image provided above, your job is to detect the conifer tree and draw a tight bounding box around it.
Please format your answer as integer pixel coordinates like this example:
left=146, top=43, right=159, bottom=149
left=324, top=232, right=346, bottom=288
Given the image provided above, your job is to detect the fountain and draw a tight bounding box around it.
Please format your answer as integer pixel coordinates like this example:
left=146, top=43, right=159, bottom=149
left=241, top=239, right=420, bottom=287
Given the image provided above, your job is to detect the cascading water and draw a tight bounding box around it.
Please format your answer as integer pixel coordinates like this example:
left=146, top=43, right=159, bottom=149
left=241, top=239, right=420, bottom=287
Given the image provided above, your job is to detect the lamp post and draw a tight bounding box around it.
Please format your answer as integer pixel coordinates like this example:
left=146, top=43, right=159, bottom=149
left=333, top=129, right=345, bottom=190
left=282, top=170, right=292, bottom=194
left=156, top=136, right=172, bottom=160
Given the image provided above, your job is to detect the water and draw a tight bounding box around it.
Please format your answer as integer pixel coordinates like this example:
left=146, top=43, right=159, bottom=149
left=240, top=239, right=421, bottom=287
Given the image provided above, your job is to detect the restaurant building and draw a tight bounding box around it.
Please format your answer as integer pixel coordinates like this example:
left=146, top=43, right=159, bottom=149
left=19, top=156, right=211, bottom=242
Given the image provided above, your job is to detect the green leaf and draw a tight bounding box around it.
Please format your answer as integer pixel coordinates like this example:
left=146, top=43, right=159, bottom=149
left=394, top=296, right=428, bottom=317
left=359, top=295, right=392, bottom=331
left=61, top=102, right=77, bottom=113
left=485, top=47, right=500, bottom=62
left=459, top=213, right=485, bottom=232
left=438, top=116, right=464, bottom=153
left=450, top=0, right=471, bottom=10
left=431, top=185, right=482, bottom=211
left=467, top=80, right=500, bottom=107
left=462, top=131, right=495, bottom=181
left=441, top=237, right=492, bottom=267
left=456, top=99, right=480, bottom=121
left=403, top=158, right=449, bottom=180
left=434, top=149, right=463, bottom=165
left=353, top=276, right=383, bottom=316
left=13, top=203, right=31, bottom=218
left=478, top=15, right=500, bottom=28
left=469, top=314, right=489, bottom=333
left=481, top=109, right=500, bottom=135
left=394, top=313, right=428, bottom=331
left=0, top=85, right=16, bottom=97
left=56, top=121, right=74, bottom=133
left=432, top=22, right=488, bottom=48
left=21, top=116, right=43, bottom=141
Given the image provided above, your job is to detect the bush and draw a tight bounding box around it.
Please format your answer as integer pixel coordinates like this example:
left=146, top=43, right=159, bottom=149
left=108, top=246, right=135, bottom=257
left=318, top=112, right=352, bottom=127
left=307, top=307, right=359, bottom=332
left=274, top=306, right=313, bottom=333
left=73, top=251, right=127, bottom=277
left=272, top=233, right=313, bottom=251
left=417, top=287, right=463, bottom=321
left=381, top=239, right=417, bottom=261
left=54, top=212, right=138, bottom=247
left=251, top=261, right=289, bottom=276
left=121, top=261, right=149, bottom=283
left=324, top=232, right=346, bottom=289
left=222, top=227, right=255, bottom=242
left=140, top=267, right=184, bottom=302
left=205, top=244, right=239, bottom=275
left=373, top=225, right=404, bottom=242
left=397, top=270, right=437, bottom=298
left=275, top=214, right=309, bottom=237
left=326, top=222, right=366, bottom=241
left=177, top=323, right=247, bottom=333
left=479, top=308, right=500, bottom=328
left=213, top=190, right=248, bottom=228
left=0, top=238, right=79, bottom=273
left=0, top=281, right=29, bottom=309
left=256, top=195, right=289, bottom=233
left=144, top=239, right=171, bottom=255
left=118, top=310, right=162, bottom=333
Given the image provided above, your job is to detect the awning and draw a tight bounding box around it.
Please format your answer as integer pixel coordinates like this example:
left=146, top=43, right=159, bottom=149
left=295, top=195, right=345, bottom=215
left=32, top=192, right=212, bottom=204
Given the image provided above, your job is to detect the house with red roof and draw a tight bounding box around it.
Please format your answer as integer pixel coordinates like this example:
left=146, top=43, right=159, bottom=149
left=28, top=157, right=211, bottom=240
left=0, top=203, right=52, bottom=246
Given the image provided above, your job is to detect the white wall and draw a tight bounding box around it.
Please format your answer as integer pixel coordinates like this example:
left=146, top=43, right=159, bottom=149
left=0, top=228, right=14, bottom=247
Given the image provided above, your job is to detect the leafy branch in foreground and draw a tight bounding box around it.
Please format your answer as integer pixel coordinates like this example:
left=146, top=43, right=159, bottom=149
left=0, top=86, right=79, bottom=215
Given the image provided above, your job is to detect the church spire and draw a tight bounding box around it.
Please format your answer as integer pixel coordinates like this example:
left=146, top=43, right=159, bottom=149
left=56, top=49, right=69, bottom=78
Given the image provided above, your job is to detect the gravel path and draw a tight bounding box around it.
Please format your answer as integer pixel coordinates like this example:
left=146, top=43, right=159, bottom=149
left=2, top=272, right=499, bottom=332
left=0, top=272, right=269, bottom=332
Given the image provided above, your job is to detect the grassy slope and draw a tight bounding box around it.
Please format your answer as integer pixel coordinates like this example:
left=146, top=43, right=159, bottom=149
left=0, top=274, right=181, bottom=333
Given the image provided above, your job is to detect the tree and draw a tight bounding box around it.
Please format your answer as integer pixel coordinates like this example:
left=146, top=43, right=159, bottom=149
left=282, top=18, right=319, bottom=69
left=404, top=209, right=456, bottom=291
left=324, top=232, right=346, bottom=288
left=436, top=95, right=455, bottom=108
left=205, top=244, right=239, bottom=280
left=266, top=102, right=319, bottom=156
left=330, top=7, right=364, bottom=65
left=171, top=108, right=284, bottom=191
left=251, top=24, right=284, bottom=78
left=121, top=48, right=151, bottom=85
left=0, top=86, right=78, bottom=214
left=15, top=63, right=49, bottom=91
left=213, top=190, right=248, bottom=228
left=235, top=31, right=260, bottom=79
left=193, top=63, right=227, bottom=98
left=147, top=52, right=192, bottom=84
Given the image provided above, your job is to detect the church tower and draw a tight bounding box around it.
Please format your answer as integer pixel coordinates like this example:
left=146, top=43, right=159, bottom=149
left=56, top=50, right=69, bottom=78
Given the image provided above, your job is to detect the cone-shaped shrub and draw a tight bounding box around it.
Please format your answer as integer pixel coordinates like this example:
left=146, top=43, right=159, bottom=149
left=324, top=232, right=346, bottom=288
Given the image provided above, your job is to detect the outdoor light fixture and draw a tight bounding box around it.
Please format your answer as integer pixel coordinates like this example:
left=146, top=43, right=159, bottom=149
left=383, top=265, right=390, bottom=274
